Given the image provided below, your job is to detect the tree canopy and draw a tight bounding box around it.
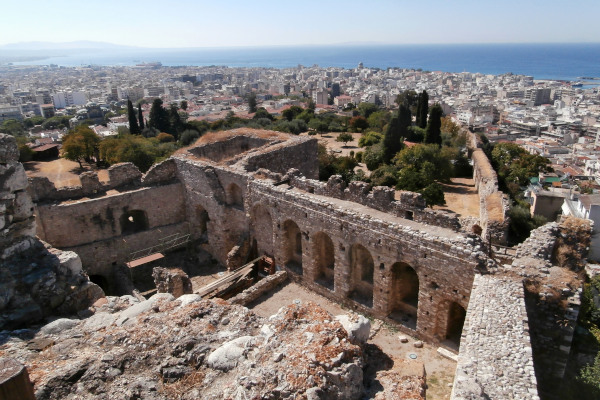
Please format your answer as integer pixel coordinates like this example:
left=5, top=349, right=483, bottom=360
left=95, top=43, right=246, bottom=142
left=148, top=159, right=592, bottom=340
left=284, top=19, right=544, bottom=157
left=61, top=126, right=100, bottom=168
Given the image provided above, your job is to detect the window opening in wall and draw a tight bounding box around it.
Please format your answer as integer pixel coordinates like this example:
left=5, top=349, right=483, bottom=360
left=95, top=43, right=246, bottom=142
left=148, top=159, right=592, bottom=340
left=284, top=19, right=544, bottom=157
left=445, top=302, right=466, bottom=350
left=226, top=183, right=244, bottom=209
left=120, top=210, right=149, bottom=235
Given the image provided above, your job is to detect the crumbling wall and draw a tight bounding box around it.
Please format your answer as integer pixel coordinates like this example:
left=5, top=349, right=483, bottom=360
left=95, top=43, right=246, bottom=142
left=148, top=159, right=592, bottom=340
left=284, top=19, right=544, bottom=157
left=469, top=132, right=509, bottom=244
left=287, top=172, right=461, bottom=231
left=451, top=275, right=539, bottom=400
left=0, top=134, right=103, bottom=329
left=28, top=159, right=179, bottom=203
left=244, top=178, right=488, bottom=344
left=243, top=137, right=319, bottom=179
left=35, top=183, right=188, bottom=280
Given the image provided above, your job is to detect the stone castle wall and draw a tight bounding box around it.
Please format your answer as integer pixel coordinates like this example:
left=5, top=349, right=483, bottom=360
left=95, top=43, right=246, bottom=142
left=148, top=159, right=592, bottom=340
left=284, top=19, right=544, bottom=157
left=287, top=172, right=461, bottom=231
left=469, top=132, right=510, bottom=244
left=451, top=275, right=539, bottom=399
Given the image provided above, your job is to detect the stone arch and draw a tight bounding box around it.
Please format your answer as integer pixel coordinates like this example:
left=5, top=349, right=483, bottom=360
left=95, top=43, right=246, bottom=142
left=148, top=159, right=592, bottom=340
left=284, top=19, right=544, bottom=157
left=348, top=244, right=374, bottom=307
left=120, top=210, right=149, bottom=235
left=446, top=302, right=466, bottom=347
left=282, top=219, right=302, bottom=275
left=388, top=262, right=419, bottom=328
left=196, top=205, right=210, bottom=240
left=226, top=183, right=244, bottom=209
left=251, top=204, right=274, bottom=257
left=313, top=231, right=335, bottom=290
left=435, top=300, right=467, bottom=350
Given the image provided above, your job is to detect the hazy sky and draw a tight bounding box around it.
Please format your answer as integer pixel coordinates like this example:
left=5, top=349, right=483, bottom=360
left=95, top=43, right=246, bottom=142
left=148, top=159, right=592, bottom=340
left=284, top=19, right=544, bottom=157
left=1, top=0, right=599, bottom=48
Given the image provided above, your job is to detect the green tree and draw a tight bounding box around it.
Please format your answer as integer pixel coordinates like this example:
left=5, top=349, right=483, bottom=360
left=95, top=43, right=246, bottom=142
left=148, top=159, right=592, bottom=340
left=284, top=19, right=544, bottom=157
left=180, top=129, right=200, bottom=145
left=358, top=131, right=383, bottom=147
left=0, top=119, right=25, bottom=136
left=168, top=104, right=183, bottom=138
left=416, top=90, right=429, bottom=129
left=127, top=99, right=140, bottom=135
left=138, top=106, right=145, bottom=130
left=367, top=110, right=391, bottom=132
left=336, top=132, right=353, bottom=146
left=395, top=90, right=419, bottom=114
left=282, top=105, right=303, bottom=121
left=248, top=92, right=257, bottom=113
left=253, top=107, right=274, bottom=120
left=363, top=142, right=385, bottom=171
left=349, top=116, right=368, bottom=132
left=62, top=126, right=100, bottom=168
left=424, top=104, right=443, bottom=146
left=180, top=100, right=188, bottom=111
left=148, top=99, right=170, bottom=133
left=309, top=119, right=329, bottom=135
left=357, top=102, right=378, bottom=119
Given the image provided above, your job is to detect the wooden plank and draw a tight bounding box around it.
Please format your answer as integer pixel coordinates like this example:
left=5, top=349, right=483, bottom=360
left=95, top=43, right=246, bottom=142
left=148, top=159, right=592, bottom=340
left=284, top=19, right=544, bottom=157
left=0, top=358, right=36, bottom=400
left=126, top=253, right=164, bottom=269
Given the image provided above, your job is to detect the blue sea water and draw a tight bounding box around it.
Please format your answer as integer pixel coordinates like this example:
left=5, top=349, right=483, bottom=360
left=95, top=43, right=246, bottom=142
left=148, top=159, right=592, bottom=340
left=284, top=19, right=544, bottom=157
left=8, top=43, right=600, bottom=82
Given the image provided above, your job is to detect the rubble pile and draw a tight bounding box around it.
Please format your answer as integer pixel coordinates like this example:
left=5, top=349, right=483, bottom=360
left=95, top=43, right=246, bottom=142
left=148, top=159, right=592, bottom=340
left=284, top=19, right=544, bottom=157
left=0, top=296, right=371, bottom=399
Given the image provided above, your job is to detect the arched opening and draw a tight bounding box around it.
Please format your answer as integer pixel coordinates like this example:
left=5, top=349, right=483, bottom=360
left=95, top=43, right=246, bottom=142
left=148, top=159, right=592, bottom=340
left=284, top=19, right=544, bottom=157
left=313, top=232, right=335, bottom=290
left=251, top=204, right=273, bottom=257
left=389, top=262, right=419, bottom=329
left=348, top=244, right=374, bottom=308
left=120, top=210, right=149, bottom=235
left=226, top=183, right=244, bottom=209
left=282, top=219, right=302, bottom=275
left=446, top=302, right=466, bottom=349
left=89, top=274, right=109, bottom=294
left=196, top=205, right=210, bottom=242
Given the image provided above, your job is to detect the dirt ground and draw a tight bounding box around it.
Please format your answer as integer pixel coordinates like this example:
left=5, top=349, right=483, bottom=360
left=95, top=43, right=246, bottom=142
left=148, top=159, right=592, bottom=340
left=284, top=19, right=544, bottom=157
left=249, top=281, right=456, bottom=400
left=433, top=177, right=480, bottom=218
left=24, top=158, right=109, bottom=187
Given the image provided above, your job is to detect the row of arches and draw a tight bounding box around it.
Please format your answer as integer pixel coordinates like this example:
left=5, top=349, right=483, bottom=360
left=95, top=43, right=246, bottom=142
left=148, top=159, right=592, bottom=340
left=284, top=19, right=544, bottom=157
left=249, top=204, right=466, bottom=344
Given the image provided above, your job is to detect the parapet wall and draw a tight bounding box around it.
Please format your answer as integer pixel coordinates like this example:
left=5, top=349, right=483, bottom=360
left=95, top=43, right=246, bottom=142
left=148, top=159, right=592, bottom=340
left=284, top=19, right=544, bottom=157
left=288, top=171, right=461, bottom=231
left=28, top=159, right=179, bottom=203
left=451, top=275, right=539, bottom=399
left=469, top=132, right=509, bottom=244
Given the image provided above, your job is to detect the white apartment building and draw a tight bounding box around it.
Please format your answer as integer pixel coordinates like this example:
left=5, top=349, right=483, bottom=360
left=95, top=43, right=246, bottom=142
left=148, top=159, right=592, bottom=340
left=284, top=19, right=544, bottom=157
left=52, top=91, right=87, bottom=109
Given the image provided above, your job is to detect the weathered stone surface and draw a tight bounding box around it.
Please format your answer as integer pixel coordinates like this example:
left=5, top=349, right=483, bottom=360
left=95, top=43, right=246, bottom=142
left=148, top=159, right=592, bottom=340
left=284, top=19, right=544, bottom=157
left=0, top=298, right=366, bottom=399
left=207, top=335, right=256, bottom=371
left=451, top=275, right=538, bottom=400
left=142, top=158, right=178, bottom=186
left=335, top=313, right=371, bottom=344
left=152, top=267, right=193, bottom=298
left=115, top=292, right=175, bottom=326
left=106, top=162, right=142, bottom=188
left=40, top=318, right=80, bottom=335
left=0, top=133, right=19, bottom=163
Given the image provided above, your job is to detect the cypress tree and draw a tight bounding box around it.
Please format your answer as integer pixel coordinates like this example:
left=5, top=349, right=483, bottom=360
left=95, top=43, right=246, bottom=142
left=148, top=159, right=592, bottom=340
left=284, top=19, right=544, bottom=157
left=425, top=104, right=443, bottom=146
left=127, top=99, right=140, bottom=134
left=417, top=90, right=429, bottom=129
left=138, top=105, right=145, bottom=130
left=148, top=98, right=170, bottom=133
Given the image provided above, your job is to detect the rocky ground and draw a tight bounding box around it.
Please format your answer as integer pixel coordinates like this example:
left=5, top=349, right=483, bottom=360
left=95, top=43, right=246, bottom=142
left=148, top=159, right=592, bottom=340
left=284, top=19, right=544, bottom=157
left=0, top=293, right=426, bottom=399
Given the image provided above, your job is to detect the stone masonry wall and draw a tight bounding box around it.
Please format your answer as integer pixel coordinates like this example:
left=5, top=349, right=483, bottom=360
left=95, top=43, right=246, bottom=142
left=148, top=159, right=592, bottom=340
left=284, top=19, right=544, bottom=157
left=287, top=172, right=461, bottom=231
left=469, top=131, right=509, bottom=244
left=34, top=183, right=189, bottom=281
left=451, top=275, right=539, bottom=400
left=245, top=178, right=489, bottom=344
left=28, top=159, right=178, bottom=203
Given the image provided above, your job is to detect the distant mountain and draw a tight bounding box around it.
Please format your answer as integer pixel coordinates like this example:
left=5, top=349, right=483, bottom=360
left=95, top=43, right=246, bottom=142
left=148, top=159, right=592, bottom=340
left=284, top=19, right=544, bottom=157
left=0, top=41, right=139, bottom=50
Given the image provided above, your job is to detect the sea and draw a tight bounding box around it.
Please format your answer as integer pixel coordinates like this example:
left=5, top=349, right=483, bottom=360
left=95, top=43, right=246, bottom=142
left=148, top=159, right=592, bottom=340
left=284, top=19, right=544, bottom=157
left=8, top=43, right=600, bottom=85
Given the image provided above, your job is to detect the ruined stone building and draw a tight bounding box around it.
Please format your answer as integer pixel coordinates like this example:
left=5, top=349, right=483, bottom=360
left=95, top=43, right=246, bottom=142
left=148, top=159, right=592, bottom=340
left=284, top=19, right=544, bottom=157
left=1, top=129, right=592, bottom=399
